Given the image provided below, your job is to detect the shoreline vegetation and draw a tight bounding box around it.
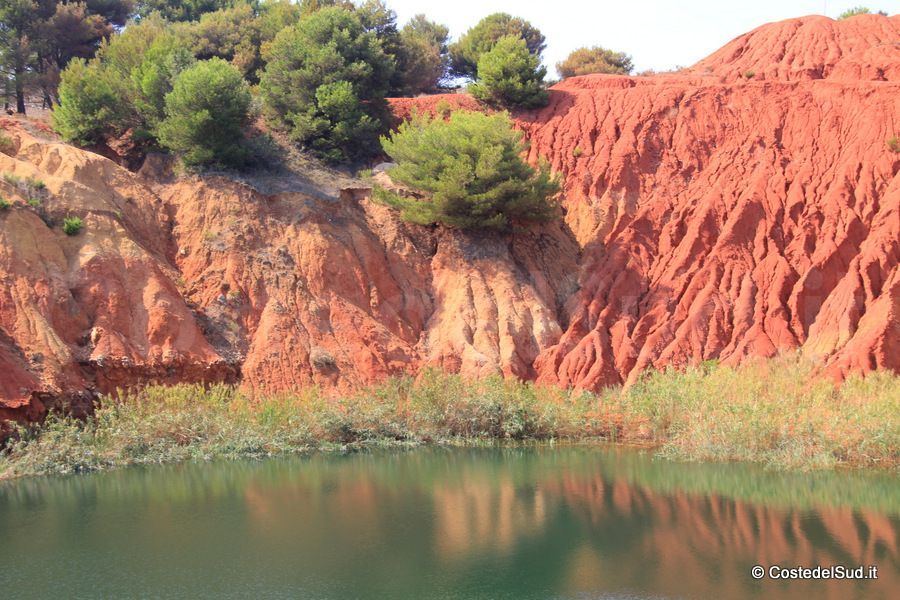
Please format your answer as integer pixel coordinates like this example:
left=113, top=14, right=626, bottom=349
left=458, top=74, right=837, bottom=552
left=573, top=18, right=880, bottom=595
left=1, top=356, right=897, bottom=480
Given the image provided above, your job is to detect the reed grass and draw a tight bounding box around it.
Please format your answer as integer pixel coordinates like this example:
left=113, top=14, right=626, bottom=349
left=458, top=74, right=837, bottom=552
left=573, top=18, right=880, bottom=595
left=1, top=356, right=896, bottom=479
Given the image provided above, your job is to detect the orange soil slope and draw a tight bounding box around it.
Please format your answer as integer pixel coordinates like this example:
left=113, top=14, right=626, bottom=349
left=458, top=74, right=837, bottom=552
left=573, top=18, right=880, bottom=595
left=0, top=14, right=897, bottom=422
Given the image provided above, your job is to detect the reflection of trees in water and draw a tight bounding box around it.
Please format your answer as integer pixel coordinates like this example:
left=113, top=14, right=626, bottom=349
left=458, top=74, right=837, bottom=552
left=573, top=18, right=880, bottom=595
left=0, top=448, right=897, bottom=599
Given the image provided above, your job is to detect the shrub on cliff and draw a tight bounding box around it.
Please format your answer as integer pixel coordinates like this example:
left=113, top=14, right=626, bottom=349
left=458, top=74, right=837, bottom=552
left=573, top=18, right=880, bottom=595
left=62, top=216, right=84, bottom=236
left=449, top=12, right=545, bottom=79
left=470, top=35, right=548, bottom=109
left=52, top=16, right=195, bottom=146
left=259, top=6, right=393, bottom=163
left=375, top=110, right=559, bottom=230
left=158, top=59, right=251, bottom=167
left=52, top=59, right=131, bottom=145
left=557, top=46, right=633, bottom=78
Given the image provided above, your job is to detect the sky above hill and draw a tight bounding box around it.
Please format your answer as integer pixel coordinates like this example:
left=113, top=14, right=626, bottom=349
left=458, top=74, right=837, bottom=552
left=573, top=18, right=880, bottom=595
left=387, top=0, right=898, bottom=75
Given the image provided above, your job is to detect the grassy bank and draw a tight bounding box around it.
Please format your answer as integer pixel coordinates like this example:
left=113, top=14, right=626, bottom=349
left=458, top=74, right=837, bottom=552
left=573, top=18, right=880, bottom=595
left=1, top=356, right=897, bottom=479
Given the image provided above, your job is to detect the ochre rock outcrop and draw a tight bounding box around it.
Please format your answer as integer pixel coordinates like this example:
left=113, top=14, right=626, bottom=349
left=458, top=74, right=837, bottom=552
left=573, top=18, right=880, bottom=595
left=1, top=14, right=898, bottom=421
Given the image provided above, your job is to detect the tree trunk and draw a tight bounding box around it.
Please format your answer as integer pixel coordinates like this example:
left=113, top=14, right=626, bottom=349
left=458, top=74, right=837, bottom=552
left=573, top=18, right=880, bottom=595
left=15, top=66, right=25, bottom=114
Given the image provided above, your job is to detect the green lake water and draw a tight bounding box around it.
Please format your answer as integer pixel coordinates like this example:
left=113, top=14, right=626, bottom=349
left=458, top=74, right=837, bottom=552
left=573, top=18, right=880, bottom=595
left=0, top=446, right=897, bottom=599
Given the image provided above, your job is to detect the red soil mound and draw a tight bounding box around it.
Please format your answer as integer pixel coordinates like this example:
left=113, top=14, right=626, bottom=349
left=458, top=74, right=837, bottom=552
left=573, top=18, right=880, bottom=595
left=690, top=13, right=900, bottom=82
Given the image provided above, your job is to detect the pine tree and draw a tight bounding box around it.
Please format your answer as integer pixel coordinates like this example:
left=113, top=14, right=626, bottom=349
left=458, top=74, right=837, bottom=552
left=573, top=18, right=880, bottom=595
left=469, top=35, right=548, bottom=109
left=376, top=110, right=559, bottom=230
left=259, top=6, right=393, bottom=162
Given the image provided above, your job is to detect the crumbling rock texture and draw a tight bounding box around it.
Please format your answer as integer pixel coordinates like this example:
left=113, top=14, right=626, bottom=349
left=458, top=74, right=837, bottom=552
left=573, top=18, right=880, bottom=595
left=0, top=127, right=576, bottom=421
left=519, top=14, right=899, bottom=390
left=0, top=14, right=897, bottom=421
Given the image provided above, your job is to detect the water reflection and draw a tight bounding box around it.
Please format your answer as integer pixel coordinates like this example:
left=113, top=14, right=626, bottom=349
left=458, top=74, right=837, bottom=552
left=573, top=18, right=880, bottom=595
left=0, top=447, right=897, bottom=599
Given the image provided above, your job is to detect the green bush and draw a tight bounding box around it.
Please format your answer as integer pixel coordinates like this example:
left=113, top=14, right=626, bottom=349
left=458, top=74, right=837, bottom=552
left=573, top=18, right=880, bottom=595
left=99, top=13, right=170, bottom=80
left=258, top=0, right=302, bottom=42
left=131, top=33, right=197, bottom=131
left=0, top=197, right=10, bottom=209
left=838, top=6, right=871, bottom=18
left=395, top=14, right=450, bottom=95
left=260, top=7, right=394, bottom=163
left=356, top=0, right=405, bottom=93
left=449, top=13, right=545, bottom=79
left=157, top=58, right=252, bottom=167
left=469, top=35, right=549, bottom=109
left=136, top=0, right=235, bottom=22
left=62, top=216, right=84, bottom=236
left=838, top=6, right=888, bottom=18
left=888, top=136, right=900, bottom=153
left=52, top=59, right=131, bottom=145
left=184, top=3, right=265, bottom=82
left=52, top=15, right=205, bottom=149
left=557, top=46, right=633, bottom=78
left=375, top=110, right=559, bottom=230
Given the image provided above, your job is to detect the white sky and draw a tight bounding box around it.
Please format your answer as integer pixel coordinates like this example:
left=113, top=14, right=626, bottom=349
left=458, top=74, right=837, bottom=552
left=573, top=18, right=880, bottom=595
left=386, top=0, right=899, bottom=75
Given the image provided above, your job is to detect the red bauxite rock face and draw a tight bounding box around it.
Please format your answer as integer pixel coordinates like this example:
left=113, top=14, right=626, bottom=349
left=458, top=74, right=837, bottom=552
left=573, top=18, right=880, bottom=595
left=523, top=71, right=899, bottom=388
left=0, top=15, right=897, bottom=422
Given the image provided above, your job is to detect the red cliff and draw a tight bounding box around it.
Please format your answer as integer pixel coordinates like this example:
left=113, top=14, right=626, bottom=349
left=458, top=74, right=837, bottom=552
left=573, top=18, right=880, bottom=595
left=0, top=14, right=897, bottom=421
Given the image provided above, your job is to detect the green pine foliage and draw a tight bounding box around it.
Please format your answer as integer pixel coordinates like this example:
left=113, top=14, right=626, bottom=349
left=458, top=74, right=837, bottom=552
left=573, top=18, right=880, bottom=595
left=557, top=46, right=633, bottom=78
left=257, top=0, right=303, bottom=42
left=375, top=110, right=559, bottom=230
left=259, top=7, right=394, bottom=163
left=131, top=33, right=197, bottom=130
left=469, top=35, right=549, bottom=109
left=184, top=3, right=266, bottom=82
left=52, top=16, right=193, bottom=146
left=0, top=0, right=132, bottom=115
left=395, top=14, right=450, bottom=95
left=98, top=13, right=174, bottom=89
left=157, top=58, right=252, bottom=167
left=449, top=12, right=546, bottom=79
left=52, top=58, right=132, bottom=145
left=135, top=0, right=235, bottom=22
